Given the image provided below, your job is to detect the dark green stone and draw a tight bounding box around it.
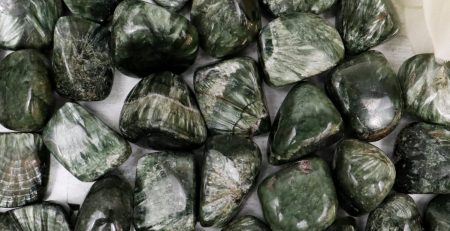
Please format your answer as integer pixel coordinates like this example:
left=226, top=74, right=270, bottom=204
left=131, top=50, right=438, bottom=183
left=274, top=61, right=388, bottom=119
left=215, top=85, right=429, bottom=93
left=0, top=50, right=52, bottom=132
left=52, top=16, right=113, bottom=101
left=43, top=102, right=132, bottom=182
left=191, top=0, right=261, bottom=58
left=154, top=0, right=188, bottom=11
left=394, top=122, right=450, bottom=193
left=134, top=152, right=196, bottom=231
left=6, top=203, right=70, bottom=230
left=337, top=0, right=399, bottom=55
left=261, top=0, right=336, bottom=17
left=223, top=215, right=270, bottom=231
left=425, top=195, right=450, bottom=231
left=194, top=57, right=270, bottom=136
left=200, top=135, right=261, bottom=227
left=63, top=0, right=120, bottom=22
left=119, top=72, right=207, bottom=150
left=75, top=176, right=133, bottom=231
left=325, top=217, right=357, bottom=231
left=366, top=194, right=423, bottom=231
left=0, top=213, right=16, bottom=230
left=333, top=139, right=395, bottom=215
left=112, top=0, right=198, bottom=77
left=259, top=157, right=338, bottom=231
left=268, top=82, right=344, bottom=165
left=258, top=13, right=344, bottom=87
left=327, top=50, right=403, bottom=141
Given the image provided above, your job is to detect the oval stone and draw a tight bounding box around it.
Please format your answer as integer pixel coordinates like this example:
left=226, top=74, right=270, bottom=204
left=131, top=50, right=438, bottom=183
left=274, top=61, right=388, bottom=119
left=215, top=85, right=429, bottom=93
left=6, top=203, right=70, bottom=230
left=325, top=217, right=357, bottom=231
left=223, top=215, right=270, bottom=231
left=425, top=195, right=450, bottom=231
left=261, top=0, right=336, bottom=17
left=154, top=0, right=188, bottom=11
left=63, top=0, right=120, bottom=22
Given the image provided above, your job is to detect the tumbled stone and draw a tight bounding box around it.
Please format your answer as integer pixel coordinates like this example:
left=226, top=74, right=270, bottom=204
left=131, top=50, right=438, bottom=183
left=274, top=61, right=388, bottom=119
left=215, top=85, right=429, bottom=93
left=268, top=82, right=344, bottom=165
left=52, top=16, right=113, bottom=101
left=200, top=135, right=261, bottom=227
left=394, top=122, right=450, bottom=193
left=0, top=50, right=52, bottom=132
left=63, top=0, right=120, bottom=22
left=259, top=157, right=338, bottom=231
left=134, top=152, right=196, bottom=231
left=43, top=102, right=131, bottom=182
left=327, top=50, right=402, bottom=141
left=154, top=0, right=188, bottom=11
left=258, top=13, right=344, bottom=87
left=112, top=0, right=198, bottom=77
left=261, top=0, right=336, bottom=17
left=223, top=215, right=270, bottom=231
left=194, top=57, right=270, bottom=136
left=6, top=203, right=70, bottom=230
left=0, top=213, right=16, bottom=230
left=119, top=72, right=207, bottom=150
left=425, top=195, right=450, bottom=231
left=325, top=217, right=357, bottom=231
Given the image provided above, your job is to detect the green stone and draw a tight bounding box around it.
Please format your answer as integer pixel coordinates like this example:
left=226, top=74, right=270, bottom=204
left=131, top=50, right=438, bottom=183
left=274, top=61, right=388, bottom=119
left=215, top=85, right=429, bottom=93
left=52, top=16, right=113, bottom=101
left=75, top=176, right=133, bottom=231
left=425, top=195, right=450, bottom=231
left=223, top=215, right=270, bottom=231
left=43, top=102, right=131, bottom=182
left=112, top=0, right=198, bottom=77
left=398, top=54, right=450, bottom=126
left=259, top=157, right=338, bottom=231
left=337, top=0, right=399, bottom=55
left=0, top=133, right=48, bottom=208
left=154, top=0, right=188, bottom=11
left=327, top=51, right=403, bottom=141
left=0, top=213, right=16, bottom=230
left=119, top=72, right=207, bottom=150
left=0, top=50, right=53, bottom=132
left=194, top=57, right=270, bottom=136
left=366, top=194, right=423, bottom=231
left=200, top=135, right=261, bottom=227
left=191, top=0, right=261, bottom=58
left=268, top=82, right=344, bottom=165
left=261, top=0, right=336, bottom=17
left=394, top=122, right=450, bottom=193
left=258, top=13, right=344, bottom=87
left=325, top=217, right=357, bottom=231
left=333, top=139, right=395, bottom=215
left=63, top=0, right=120, bottom=22
left=134, top=152, right=196, bottom=231
left=5, top=203, right=70, bottom=230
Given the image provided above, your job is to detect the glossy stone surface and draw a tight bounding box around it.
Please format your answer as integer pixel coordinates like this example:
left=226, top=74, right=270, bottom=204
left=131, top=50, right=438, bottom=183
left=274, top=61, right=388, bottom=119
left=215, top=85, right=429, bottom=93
left=333, top=139, right=395, bottom=215
left=43, top=102, right=131, bottom=182
left=0, top=133, right=48, bottom=208
left=325, top=217, right=357, bottom=231
left=258, top=13, right=344, bottom=87
left=261, top=0, right=336, bottom=17
left=259, top=157, right=338, bottom=231
left=134, top=152, right=196, bottom=231
left=398, top=54, right=450, bottom=126
left=337, top=0, right=399, bottom=55
left=0, top=50, right=52, bottom=132
left=75, top=176, right=133, bottom=231
left=120, top=72, right=207, bottom=150
left=0, top=213, right=16, bottom=230
left=112, top=0, right=198, bottom=77
left=5, top=203, right=70, bottom=230
left=327, top=51, right=403, bottom=141
left=425, top=195, right=450, bottom=231
left=366, top=194, right=423, bottom=231
left=394, top=122, right=450, bottom=193
left=53, top=16, right=113, bottom=101
left=223, top=215, right=270, bottom=231
left=200, top=135, right=261, bottom=227
left=268, top=82, right=344, bottom=165
left=194, top=57, right=270, bottom=136
left=191, top=0, right=261, bottom=58
left=154, top=0, right=188, bottom=11
left=63, top=0, right=120, bottom=22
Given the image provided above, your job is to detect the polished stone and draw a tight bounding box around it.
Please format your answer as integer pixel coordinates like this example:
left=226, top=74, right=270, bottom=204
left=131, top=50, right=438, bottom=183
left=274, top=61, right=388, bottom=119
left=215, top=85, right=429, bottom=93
left=325, top=217, right=357, bottom=231
left=154, top=0, right=188, bottom=11
left=63, top=0, right=120, bottom=22
left=223, top=215, right=270, bottom=231
left=6, top=203, right=70, bottom=230
left=425, top=195, right=450, bottom=231
left=261, top=0, right=336, bottom=17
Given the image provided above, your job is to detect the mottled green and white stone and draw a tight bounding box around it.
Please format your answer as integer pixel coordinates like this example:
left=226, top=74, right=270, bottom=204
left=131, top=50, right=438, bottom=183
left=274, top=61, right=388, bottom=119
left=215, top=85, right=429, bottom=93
left=43, top=102, right=131, bottom=182
left=325, top=217, right=357, bottom=231
left=154, top=0, right=188, bottom=11
left=194, top=57, right=270, bottom=136
left=425, top=195, right=450, bottom=231
left=259, top=157, right=338, bottom=231
left=7, top=203, right=70, bottom=230
left=0, top=50, right=52, bottom=132
left=258, top=13, right=344, bottom=87
left=261, top=0, right=336, bottom=17
left=269, top=82, right=344, bottom=165
left=134, top=152, right=196, bottom=231
left=53, top=16, right=113, bottom=101
left=223, top=215, right=270, bottom=231
left=200, top=135, right=262, bottom=227
left=63, top=0, right=120, bottom=22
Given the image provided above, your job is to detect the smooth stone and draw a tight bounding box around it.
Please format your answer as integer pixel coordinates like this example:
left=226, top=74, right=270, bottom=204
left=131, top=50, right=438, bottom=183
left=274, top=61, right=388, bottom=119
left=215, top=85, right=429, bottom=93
left=52, top=16, right=113, bottom=101
left=325, top=217, right=357, bottom=231
left=258, top=13, right=344, bottom=87
left=394, top=122, right=450, bottom=193
left=0, top=133, right=48, bottom=208
left=268, top=82, right=344, bottom=165
left=366, top=194, right=423, bottom=231
left=200, top=135, right=261, bottom=227
left=425, top=195, right=450, bottom=231
left=333, top=139, right=396, bottom=215
left=194, top=57, right=270, bottom=136
left=119, top=72, right=207, bottom=150
left=75, top=176, right=133, bottom=231
left=6, top=203, right=70, bottom=230
left=134, top=152, right=196, bottom=231
left=0, top=0, right=62, bottom=50
left=112, top=0, right=198, bottom=77
left=154, top=0, right=188, bottom=11
left=0, top=50, right=52, bottom=132
left=327, top=50, right=403, bottom=141
left=43, top=102, right=131, bottom=182
left=261, top=0, right=336, bottom=17
left=223, top=215, right=270, bottom=231
left=259, top=157, right=338, bottom=231
left=0, top=213, right=16, bottom=230
left=337, top=0, right=399, bottom=55
left=398, top=54, right=450, bottom=126
left=63, top=0, right=120, bottom=22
